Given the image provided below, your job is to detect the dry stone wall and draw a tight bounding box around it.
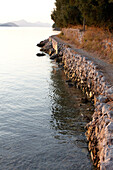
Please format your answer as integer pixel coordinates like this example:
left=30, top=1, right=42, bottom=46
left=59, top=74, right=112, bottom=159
left=62, top=28, right=84, bottom=44
left=49, top=37, right=113, bottom=169
left=50, top=38, right=58, bottom=54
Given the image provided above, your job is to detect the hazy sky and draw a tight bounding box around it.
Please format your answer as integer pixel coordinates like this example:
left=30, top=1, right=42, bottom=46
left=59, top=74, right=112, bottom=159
left=0, top=0, right=55, bottom=24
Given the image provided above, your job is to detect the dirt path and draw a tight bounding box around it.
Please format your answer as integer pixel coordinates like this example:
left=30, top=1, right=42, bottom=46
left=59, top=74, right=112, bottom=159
left=52, top=35, right=113, bottom=86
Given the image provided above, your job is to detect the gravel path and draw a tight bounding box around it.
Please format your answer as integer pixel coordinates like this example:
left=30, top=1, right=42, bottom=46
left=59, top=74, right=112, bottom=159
left=52, top=35, right=113, bottom=86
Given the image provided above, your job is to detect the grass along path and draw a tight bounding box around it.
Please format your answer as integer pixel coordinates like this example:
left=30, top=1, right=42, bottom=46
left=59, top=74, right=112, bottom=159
left=52, top=35, right=113, bottom=87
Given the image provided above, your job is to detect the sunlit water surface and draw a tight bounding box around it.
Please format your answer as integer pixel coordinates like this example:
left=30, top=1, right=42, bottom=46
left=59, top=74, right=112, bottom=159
left=0, top=28, right=94, bottom=170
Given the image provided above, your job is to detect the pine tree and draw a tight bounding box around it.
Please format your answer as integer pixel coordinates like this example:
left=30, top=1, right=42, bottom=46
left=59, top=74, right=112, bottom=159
left=51, top=0, right=113, bottom=30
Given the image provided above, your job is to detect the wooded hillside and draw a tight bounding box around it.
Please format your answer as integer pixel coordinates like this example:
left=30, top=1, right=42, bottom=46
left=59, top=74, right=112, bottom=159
left=51, top=0, right=113, bottom=31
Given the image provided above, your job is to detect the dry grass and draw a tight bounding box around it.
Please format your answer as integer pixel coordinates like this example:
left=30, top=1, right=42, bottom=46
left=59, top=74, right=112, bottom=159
left=57, top=32, right=67, bottom=39
left=81, top=27, right=113, bottom=62
left=67, top=24, right=88, bottom=30
left=59, top=26, right=113, bottom=63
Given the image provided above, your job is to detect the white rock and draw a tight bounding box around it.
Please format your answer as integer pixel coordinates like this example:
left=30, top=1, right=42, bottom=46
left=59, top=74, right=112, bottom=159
left=102, top=104, right=110, bottom=114
left=106, top=122, right=113, bottom=132
left=105, top=87, right=113, bottom=95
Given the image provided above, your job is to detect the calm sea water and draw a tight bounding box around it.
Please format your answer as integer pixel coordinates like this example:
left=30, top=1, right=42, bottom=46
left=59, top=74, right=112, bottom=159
left=0, top=27, right=94, bottom=170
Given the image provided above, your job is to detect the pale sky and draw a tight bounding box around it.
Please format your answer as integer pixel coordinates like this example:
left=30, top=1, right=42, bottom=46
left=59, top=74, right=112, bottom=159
left=0, top=0, right=55, bottom=24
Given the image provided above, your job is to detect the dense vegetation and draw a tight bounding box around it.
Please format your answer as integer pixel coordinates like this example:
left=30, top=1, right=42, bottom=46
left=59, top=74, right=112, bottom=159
left=51, top=0, right=113, bottom=30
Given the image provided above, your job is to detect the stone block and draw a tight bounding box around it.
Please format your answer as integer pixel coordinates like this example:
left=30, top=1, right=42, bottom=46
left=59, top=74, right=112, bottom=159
left=106, top=122, right=113, bottom=133
left=100, top=161, right=113, bottom=170
left=97, top=95, right=109, bottom=103
left=97, top=103, right=105, bottom=112
left=107, top=111, right=113, bottom=119
left=107, top=94, right=113, bottom=101
left=105, top=87, right=113, bottom=95
left=102, top=104, right=110, bottom=114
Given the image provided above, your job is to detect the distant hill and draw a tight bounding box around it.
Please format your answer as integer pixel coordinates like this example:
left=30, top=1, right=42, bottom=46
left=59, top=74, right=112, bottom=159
left=0, top=22, right=18, bottom=27
left=13, top=19, right=51, bottom=27
left=0, top=20, right=51, bottom=27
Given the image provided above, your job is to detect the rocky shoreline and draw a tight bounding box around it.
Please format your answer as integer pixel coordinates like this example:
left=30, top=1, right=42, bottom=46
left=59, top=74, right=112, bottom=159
left=37, top=37, right=113, bottom=170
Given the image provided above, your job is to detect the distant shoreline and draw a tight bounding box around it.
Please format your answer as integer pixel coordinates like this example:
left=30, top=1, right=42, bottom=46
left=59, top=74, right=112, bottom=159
left=0, top=19, right=51, bottom=27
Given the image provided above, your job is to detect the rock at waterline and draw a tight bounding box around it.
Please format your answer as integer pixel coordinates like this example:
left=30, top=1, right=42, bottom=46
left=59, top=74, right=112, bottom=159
left=49, top=48, right=55, bottom=56
left=68, top=82, right=74, bottom=87
left=66, top=79, right=72, bottom=83
left=36, top=53, right=46, bottom=57
left=37, top=39, right=49, bottom=48
left=56, top=57, right=62, bottom=63
left=37, top=43, right=44, bottom=48
left=50, top=54, right=58, bottom=60
left=81, top=97, right=88, bottom=103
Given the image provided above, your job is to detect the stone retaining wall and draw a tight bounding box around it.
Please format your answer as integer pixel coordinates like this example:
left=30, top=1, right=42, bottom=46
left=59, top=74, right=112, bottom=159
left=62, top=28, right=84, bottom=44
left=49, top=37, right=113, bottom=169
left=50, top=37, right=58, bottom=54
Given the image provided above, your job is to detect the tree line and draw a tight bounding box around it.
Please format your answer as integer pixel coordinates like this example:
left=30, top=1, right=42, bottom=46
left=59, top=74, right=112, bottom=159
left=51, top=0, right=113, bottom=31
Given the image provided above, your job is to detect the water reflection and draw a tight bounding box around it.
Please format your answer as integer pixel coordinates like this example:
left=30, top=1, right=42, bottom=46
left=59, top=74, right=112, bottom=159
left=0, top=27, right=95, bottom=169
left=49, top=62, right=94, bottom=169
